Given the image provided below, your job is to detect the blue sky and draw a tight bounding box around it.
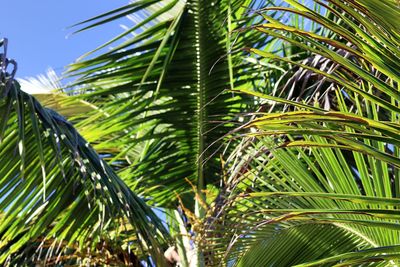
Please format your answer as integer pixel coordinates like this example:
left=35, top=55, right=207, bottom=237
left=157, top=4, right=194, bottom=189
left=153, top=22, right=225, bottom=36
left=1, top=1, right=129, bottom=78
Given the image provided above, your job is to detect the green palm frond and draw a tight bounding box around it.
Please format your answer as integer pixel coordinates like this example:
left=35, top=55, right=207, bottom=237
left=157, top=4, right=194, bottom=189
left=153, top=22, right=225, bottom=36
left=236, top=224, right=369, bottom=267
left=66, top=0, right=279, bottom=208
left=202, top=0, right=400, bottom=265
left=0, top=40, right=169, bottom=266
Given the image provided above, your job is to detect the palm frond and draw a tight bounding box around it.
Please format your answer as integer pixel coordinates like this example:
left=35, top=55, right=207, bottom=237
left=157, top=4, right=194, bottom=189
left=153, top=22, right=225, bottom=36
left=202, top=0, right=400, bottom=265
left=66, top=0, right=279, bottom=208
left=0, top=40, right=169, bottom=266
left=18, top=68, right=95, bottom=118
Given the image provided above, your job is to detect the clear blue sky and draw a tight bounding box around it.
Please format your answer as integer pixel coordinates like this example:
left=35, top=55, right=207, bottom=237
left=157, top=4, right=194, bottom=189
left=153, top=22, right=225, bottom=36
left=1, top=1, right=129, bottom=78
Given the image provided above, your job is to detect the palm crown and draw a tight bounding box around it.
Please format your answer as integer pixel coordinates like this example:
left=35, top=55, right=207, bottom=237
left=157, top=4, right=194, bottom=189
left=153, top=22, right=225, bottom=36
left=1, top=0, right=400, bottom=266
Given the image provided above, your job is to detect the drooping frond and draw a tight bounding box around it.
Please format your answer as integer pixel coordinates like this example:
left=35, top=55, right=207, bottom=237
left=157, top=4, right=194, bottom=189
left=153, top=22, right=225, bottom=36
left=0, top=39, right=170, bottom=266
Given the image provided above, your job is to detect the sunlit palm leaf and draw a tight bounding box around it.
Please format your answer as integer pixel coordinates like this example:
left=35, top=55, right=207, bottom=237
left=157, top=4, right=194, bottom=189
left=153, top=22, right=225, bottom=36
left=203, top=0, right=400, bottom=265
left=236, top=224, right=369, bottom=267
left=67, top=0, right=278, bottom=208
left=18, top=68, right=95, bottom=118
left=0, top=42, right=169, bottom=265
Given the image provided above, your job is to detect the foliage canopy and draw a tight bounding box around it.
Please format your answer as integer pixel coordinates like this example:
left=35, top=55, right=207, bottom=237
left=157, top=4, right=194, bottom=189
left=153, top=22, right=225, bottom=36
left=1, top=0, right=400, bottom=266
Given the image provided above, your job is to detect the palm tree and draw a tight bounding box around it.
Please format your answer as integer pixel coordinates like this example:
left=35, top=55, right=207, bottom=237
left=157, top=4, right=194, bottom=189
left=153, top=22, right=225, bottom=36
left=1, top=0, right=400, bottom=266
left=66, top=1, right=275, bottom=265
left=1, top=0, right=271, bottom=265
